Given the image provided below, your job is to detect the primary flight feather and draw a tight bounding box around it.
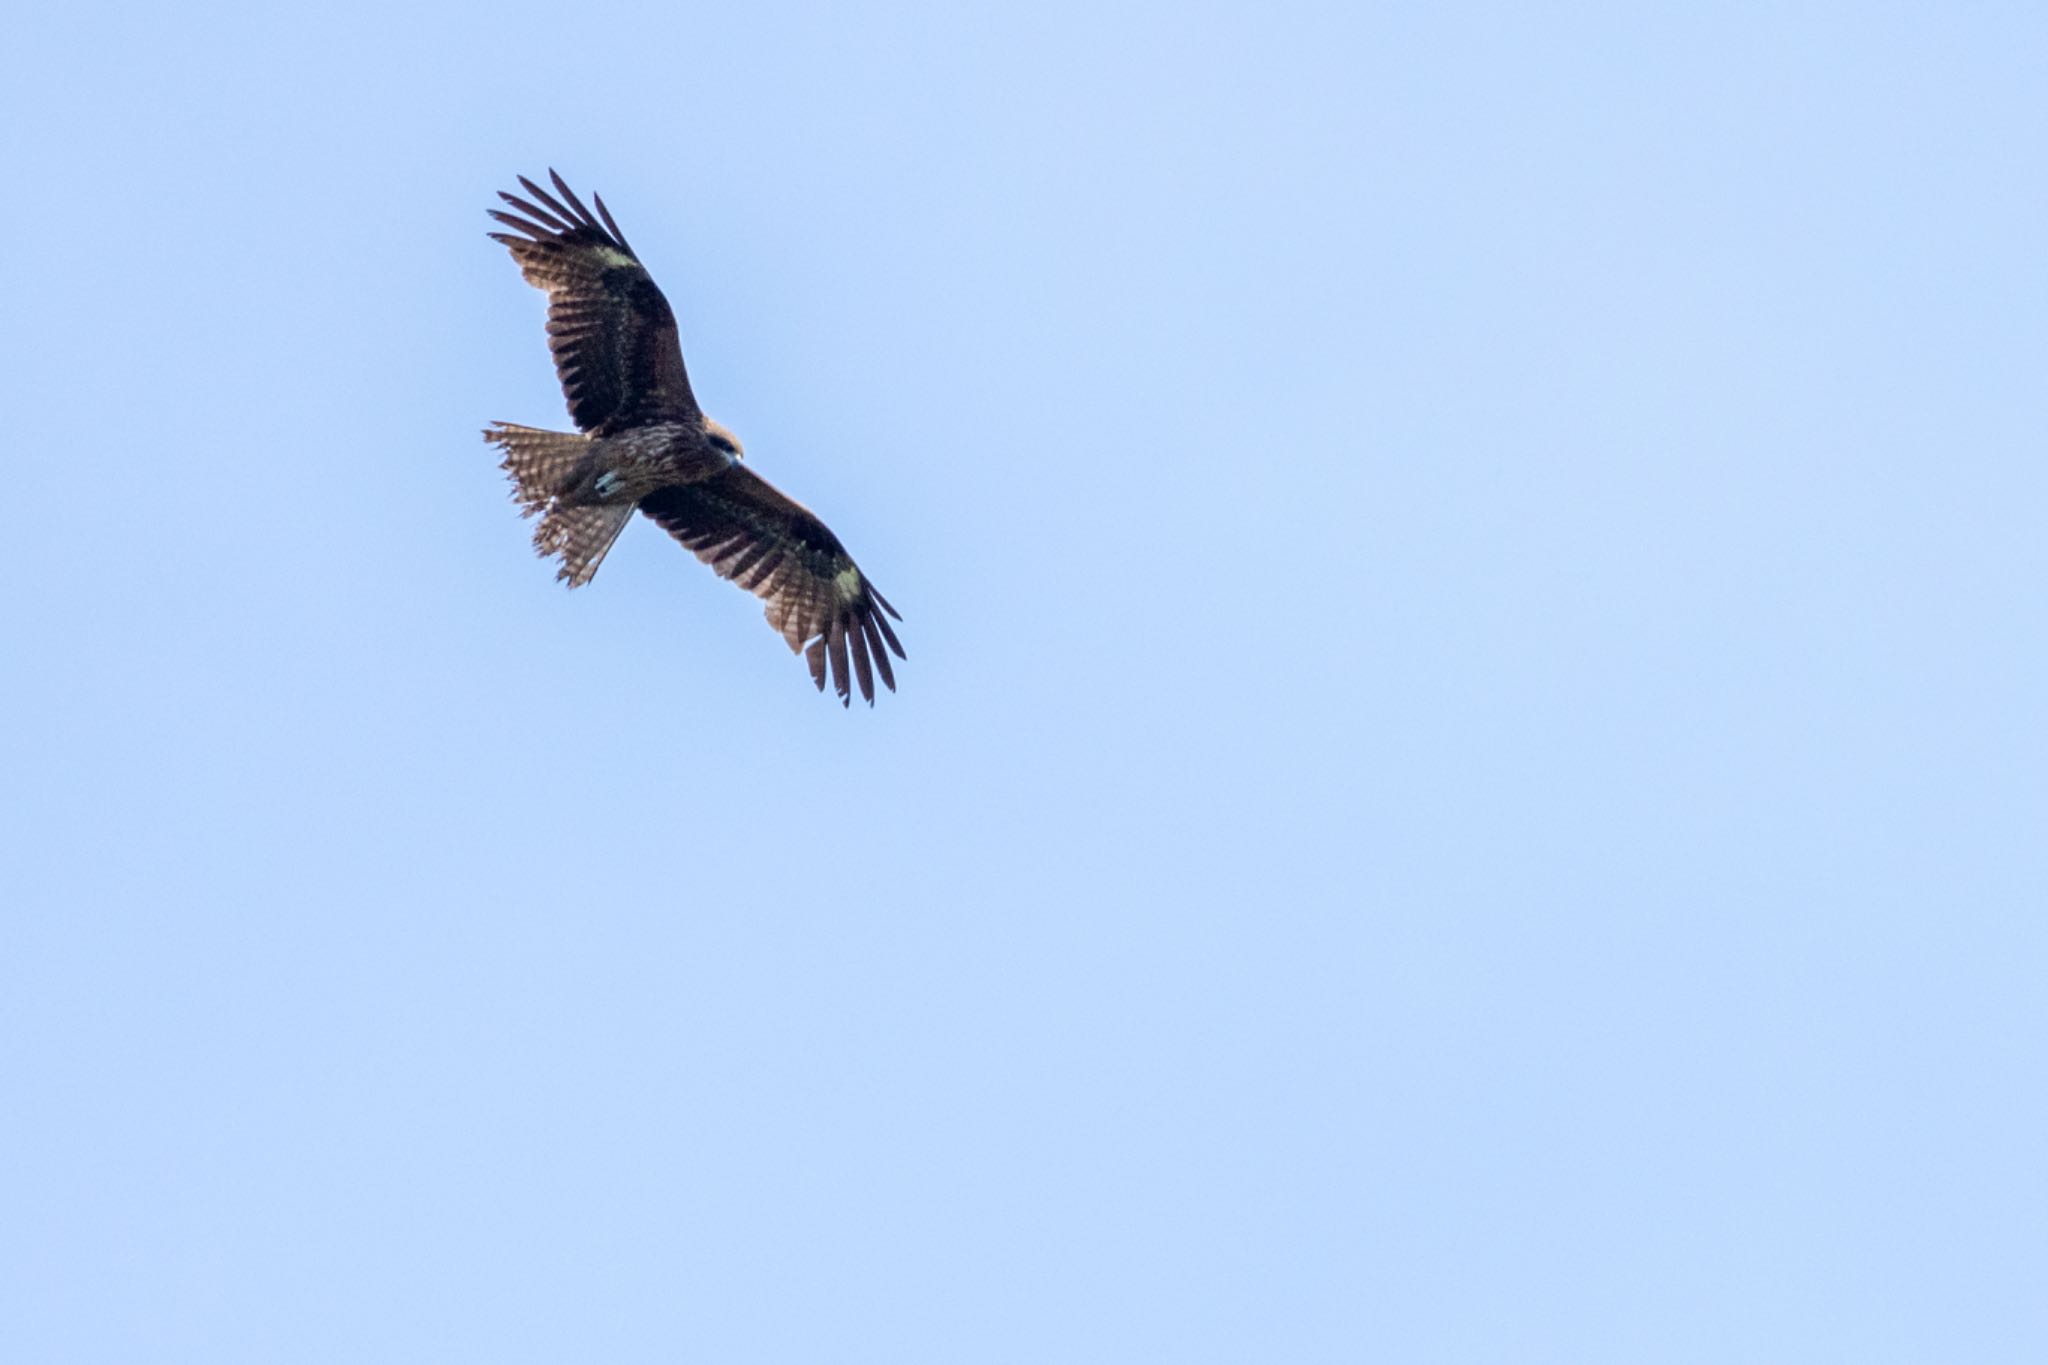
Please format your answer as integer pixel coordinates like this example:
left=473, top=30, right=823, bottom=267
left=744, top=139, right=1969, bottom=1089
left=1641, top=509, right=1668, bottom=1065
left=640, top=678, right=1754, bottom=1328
left=483, top=169, right=905, bottom=706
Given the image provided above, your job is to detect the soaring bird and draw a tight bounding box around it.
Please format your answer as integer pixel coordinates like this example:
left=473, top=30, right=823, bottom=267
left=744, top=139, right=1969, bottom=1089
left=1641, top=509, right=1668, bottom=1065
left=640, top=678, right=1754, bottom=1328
left=484, top=170, right=905, bottom=706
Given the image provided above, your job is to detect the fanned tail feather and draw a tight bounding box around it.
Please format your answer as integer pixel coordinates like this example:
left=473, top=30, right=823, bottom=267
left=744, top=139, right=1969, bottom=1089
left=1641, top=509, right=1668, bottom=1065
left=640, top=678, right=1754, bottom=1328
left=483, top=423, right=629, bottom=587
left=484, top=422, right=591, bottom=514
left=534, top=502, right=635, bottom=588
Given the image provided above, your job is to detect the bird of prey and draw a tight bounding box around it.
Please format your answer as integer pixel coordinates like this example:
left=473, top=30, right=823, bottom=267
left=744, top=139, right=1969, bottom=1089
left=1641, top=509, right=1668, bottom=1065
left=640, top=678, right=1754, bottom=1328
left=483, top=170, right=905, bottom=706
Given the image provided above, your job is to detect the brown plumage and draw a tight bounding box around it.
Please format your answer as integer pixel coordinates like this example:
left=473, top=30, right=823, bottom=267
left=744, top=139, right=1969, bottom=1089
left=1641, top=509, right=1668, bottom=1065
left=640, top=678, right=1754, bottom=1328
left=483, top=169, right=905, bottom=706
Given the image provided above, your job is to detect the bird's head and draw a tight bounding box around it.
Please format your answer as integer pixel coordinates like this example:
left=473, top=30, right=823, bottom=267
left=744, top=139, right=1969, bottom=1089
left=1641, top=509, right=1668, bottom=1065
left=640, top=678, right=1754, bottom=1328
left=706, top=420, right=746, bottom=460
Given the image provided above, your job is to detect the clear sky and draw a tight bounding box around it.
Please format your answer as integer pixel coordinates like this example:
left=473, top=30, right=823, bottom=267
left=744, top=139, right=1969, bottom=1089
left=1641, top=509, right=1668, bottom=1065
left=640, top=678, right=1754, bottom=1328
left=4, top=2, right=2044, bottom=1360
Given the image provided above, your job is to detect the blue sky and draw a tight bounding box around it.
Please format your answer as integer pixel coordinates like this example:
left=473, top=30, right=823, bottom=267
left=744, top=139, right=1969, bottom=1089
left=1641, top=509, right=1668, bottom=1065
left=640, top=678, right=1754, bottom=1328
left=4, top=2, right=2044, bottom=1360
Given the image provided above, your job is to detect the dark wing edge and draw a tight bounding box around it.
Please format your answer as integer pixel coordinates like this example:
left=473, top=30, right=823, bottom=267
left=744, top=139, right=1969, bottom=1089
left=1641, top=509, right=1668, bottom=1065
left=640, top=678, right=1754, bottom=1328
left=638, top=468, right=906, bottom=707
left=487, top=169, right=697, bottom=431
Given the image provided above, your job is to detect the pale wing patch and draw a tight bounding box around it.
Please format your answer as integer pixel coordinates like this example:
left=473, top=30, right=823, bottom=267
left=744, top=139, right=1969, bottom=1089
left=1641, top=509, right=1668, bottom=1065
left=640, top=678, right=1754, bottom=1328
left=834, top=567, right=864, bottom=601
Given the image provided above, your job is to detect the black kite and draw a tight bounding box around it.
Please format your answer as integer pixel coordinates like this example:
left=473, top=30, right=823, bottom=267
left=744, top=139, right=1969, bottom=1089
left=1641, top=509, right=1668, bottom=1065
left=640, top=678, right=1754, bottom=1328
left=484, top=170, right=905, bottom=706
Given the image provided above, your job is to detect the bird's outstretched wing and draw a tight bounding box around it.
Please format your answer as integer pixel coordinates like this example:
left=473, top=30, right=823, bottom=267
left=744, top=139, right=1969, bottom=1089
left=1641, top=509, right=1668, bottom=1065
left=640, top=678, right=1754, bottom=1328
left=488, top=170, right=699, bottom=432
left=638, top=469, right=906, bottom=706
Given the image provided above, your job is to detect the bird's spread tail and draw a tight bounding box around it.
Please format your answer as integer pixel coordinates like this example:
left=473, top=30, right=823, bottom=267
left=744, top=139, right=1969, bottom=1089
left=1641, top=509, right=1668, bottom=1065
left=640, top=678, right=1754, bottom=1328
left=484, top=422, right=630, bottom=588
left=485, top=422, right=591, bottom=514
left=533, top=501, right=635, bottom=588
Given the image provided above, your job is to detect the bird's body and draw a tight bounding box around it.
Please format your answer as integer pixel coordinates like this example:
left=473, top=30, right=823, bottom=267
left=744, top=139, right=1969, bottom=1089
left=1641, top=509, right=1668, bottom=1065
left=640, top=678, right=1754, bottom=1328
left=559, top=423, right=733, bottom=507
left=483, top=170, right=904, bottom=705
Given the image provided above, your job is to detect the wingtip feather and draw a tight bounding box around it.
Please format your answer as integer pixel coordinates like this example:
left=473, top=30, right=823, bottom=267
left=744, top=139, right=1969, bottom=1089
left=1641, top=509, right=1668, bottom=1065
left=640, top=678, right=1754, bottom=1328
left=861, top=613, right=897, bottom=692
left=593, top=192, right=633, bottom=251
left=548, top=169, right=599, bottom=230
left=827, top=617, right=852, bottom=706
left=497, top=190, right=571, bottom=231
left=847, top=611, right=876, bottom=704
